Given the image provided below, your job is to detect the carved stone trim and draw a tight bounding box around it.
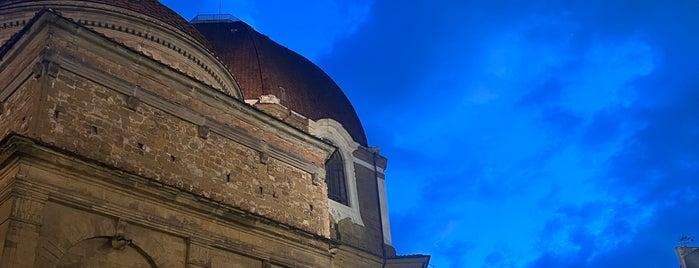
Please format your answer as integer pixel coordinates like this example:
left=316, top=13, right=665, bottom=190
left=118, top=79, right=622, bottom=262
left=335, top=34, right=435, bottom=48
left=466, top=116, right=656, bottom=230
left=126, top=95, right=140, bottom=110
left=197, top=125, right=210, bottom=139
left=0, top=60, right=34, bottom=102
left=75, top=19, right=232, bottom=95
left=309, top=119, right=364, bottom=226
left=311, top=173, right=322, bottom=186
left=46, top=61, right=60, bottom=78
left=116, top=218, right=128, bottom=236
left=353, top=156, right=385, bottom=174
left=31, top=60, right=61, bottom=79
left=32, top=62, right=43, bottom=78
left=111, top=218, right=132, bottom=250
left=0, top=19, right=27, bottom=30
left=262, top=260, right=272, bottom=268
left=259, top=151, right=269, bottom=164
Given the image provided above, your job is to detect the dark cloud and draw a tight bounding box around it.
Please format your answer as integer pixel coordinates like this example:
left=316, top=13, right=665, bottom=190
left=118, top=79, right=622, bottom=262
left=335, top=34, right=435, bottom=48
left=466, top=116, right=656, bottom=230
left=331, top=0, right=699, bottom=267
left=526, top=198, right=698, bottom=267
left=317, top=1, right=509, bottom=109
left=524, top=0, right=699, bottom=262
left=582, top=106, right=632, bottom=146
left=540, top=106, right=583, bottom=135
left=518, top=79, right=564, bottom=107
left=605, top=86, right=699, bottom=200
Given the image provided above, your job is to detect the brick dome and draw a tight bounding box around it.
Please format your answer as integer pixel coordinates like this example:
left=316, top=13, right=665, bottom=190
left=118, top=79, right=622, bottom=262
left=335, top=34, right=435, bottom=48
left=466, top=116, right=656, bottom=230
left=0, top=0, right=211, bottom=49
left=194, top=20, right=368, bottom=146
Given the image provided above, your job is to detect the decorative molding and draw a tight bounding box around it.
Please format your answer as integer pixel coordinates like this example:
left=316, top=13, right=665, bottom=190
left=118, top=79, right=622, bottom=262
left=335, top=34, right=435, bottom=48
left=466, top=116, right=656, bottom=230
left=352, top=156, right=385, bottom=175
left=52, top=14, right=235, bottom=95
left=29, top=60, right=60, bottom=79
left=126, top=95, right=140, bottom=111
left=377, top=179, right=392, bottom=245
left=309, top=119, right=360, bottom=152
left=0, top=19, right=27, bottom=30
left=46, top=61, right=60, bottom=78
left=197, top=125, right=210, bottom=139
left=1, top=7, right=240, bottom=97
left=111, top=218, right=132, bottom=250
left=32, top=60, right=61, bottom=79
left=0, top=59, right=34, bottom=102
left=259, top=151, right=270, bottom=164
left=115, top=218, right=128, bottom=236
left=311, top=173, right=321, bottom=186
left=309, top=118, right=364, bottom=226
left=32, top=61, right=43, bottom=78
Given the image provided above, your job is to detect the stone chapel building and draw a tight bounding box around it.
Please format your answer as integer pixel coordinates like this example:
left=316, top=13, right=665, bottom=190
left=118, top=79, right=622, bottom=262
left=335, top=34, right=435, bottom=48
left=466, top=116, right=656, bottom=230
left=0, top=0, right=430, bottom=267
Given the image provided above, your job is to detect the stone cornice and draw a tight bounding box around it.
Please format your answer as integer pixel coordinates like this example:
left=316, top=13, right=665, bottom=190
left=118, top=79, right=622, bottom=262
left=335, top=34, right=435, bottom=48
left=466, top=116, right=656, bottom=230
left=0, top=11, right=334, bottom=176
left=0, top=134, right=334, bottom=263
left=0, top=4, right=238, bottom=97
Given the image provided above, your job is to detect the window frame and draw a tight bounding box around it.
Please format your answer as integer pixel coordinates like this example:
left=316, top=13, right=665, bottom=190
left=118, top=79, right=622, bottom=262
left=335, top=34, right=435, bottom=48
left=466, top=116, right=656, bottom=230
left=310, top=119, right=364, bottom=226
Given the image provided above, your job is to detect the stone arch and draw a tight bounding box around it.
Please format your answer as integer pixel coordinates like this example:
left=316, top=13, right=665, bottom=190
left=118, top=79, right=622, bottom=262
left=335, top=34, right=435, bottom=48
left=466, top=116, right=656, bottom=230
left=55, top=236, right=157, bottom=268
left=34, top=203, right=117, bottom=267
left=34, top=203, right=169, bottom=267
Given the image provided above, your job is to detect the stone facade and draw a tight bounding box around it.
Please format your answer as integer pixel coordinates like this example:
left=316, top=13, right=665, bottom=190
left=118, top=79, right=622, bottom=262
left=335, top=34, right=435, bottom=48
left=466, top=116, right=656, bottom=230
left=677, top=246, right=699, bottom=268
left=0, top=3, right=430, bottom=268
left=0, top=135, right=333, bottom=268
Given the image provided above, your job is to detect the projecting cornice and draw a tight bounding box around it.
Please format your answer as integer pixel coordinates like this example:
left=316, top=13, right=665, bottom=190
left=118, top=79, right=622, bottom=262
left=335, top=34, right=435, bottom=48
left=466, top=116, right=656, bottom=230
left=0, top=10, right=335, bottom=177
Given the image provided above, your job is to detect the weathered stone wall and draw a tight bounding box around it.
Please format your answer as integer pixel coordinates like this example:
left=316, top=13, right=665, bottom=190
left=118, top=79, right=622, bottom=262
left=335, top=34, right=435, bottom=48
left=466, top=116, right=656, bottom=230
left=34, top=68, right=327, bottom=234
left=0, top=161, right=44, bottom=268
left=0, top=139, right=334, bottom=267
left=37, top=66, right=324, bottom=235
left=252, top=101, right=310, bottom=132
left=332, top=244, right=384, bottom=268
left=0, top=80, right=36, bottom=139
left=0, top=12, right=332, bottom=237
left=0, top=19, right=49, bottom=140
left=37, top=202, right=189, bottom=267
left=0, top=160, right=17, bottom=261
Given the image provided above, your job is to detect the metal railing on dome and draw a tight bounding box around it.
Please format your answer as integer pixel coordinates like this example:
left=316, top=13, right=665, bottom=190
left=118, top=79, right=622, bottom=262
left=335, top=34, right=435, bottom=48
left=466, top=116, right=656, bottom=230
left=190, top=14, right=240, bottom=23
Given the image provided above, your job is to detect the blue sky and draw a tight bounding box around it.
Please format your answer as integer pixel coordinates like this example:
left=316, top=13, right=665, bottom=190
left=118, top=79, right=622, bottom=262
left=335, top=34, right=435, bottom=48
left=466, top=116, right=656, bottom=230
left=163, top=1, right=699, bottom=267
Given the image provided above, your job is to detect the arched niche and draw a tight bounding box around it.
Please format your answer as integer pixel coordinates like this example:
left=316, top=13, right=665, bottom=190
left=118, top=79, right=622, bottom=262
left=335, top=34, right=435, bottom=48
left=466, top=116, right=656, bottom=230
left=55, top=236, right=156, bottom=268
